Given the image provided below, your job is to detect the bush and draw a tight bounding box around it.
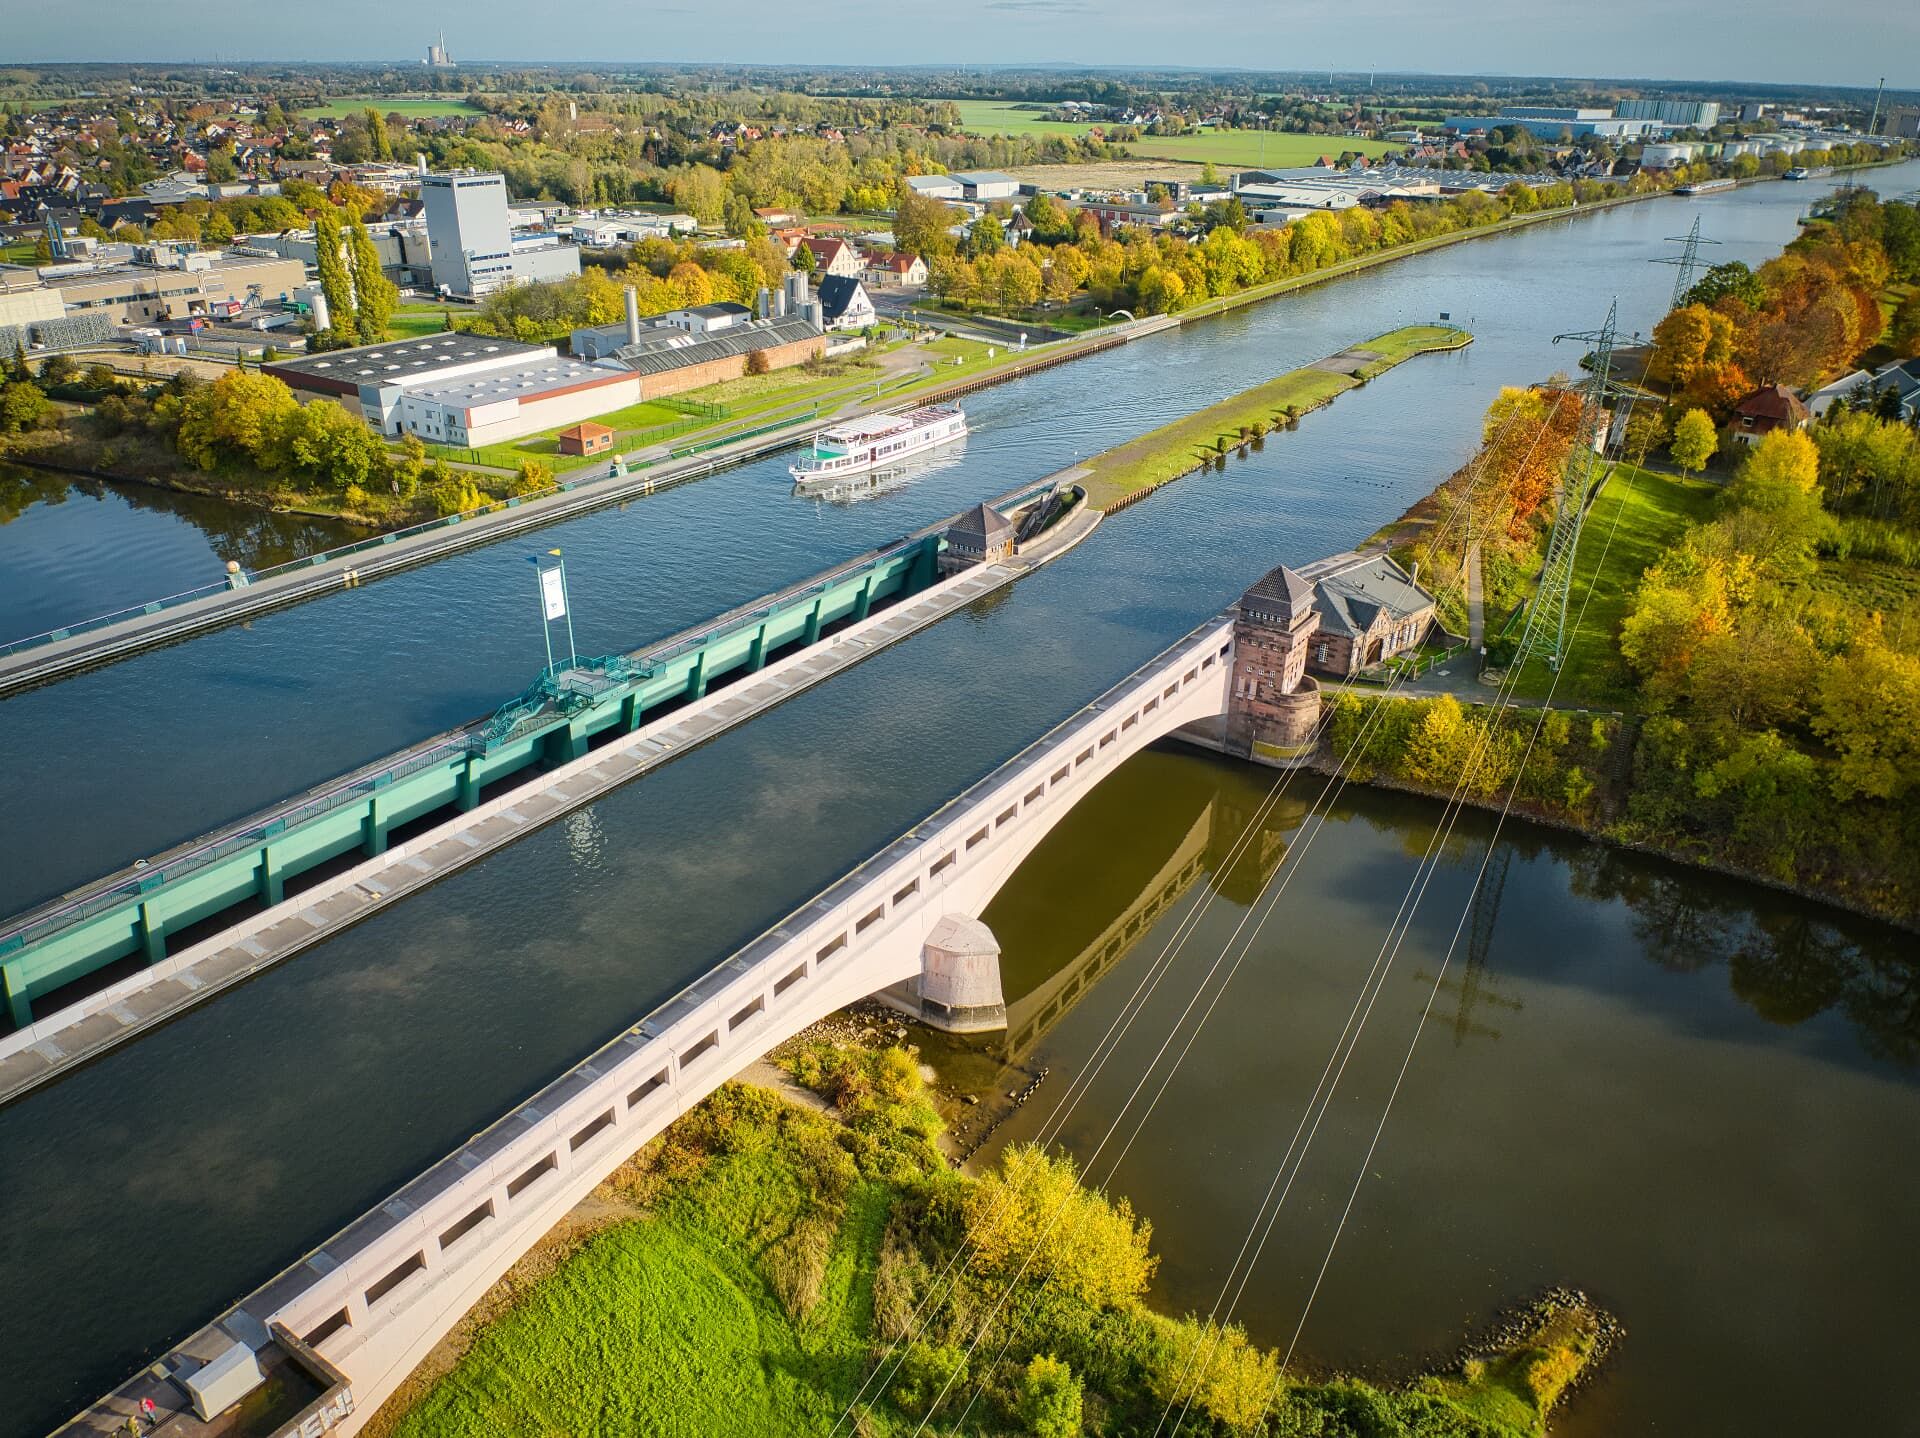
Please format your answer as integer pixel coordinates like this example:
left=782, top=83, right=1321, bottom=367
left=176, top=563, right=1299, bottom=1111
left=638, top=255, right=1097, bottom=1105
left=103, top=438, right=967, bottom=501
left=1016, top=1354, right=1083, bottom=1438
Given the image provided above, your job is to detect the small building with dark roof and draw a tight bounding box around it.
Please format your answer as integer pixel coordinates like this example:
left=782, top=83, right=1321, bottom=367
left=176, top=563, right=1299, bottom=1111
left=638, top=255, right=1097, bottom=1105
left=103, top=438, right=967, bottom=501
left=816, top=274, right=875, bottom=331
left=1300, top=552, right=1438, bottom=676
left=942, top=502, right=1015, bottom=568
left=1729, top=384, right=1811, bottom=447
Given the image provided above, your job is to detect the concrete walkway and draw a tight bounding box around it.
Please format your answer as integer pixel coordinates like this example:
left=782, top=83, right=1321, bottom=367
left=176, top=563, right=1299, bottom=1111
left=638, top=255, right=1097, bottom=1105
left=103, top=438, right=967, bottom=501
left=0, top=559, right=1033, bottom=1107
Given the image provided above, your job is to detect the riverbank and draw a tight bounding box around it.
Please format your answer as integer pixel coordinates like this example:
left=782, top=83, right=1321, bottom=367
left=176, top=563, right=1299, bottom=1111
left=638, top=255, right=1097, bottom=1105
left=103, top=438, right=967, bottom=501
left=367, top=1035, right=1614, bottom=1438
left=1081, top=325, right=1472, bottom=510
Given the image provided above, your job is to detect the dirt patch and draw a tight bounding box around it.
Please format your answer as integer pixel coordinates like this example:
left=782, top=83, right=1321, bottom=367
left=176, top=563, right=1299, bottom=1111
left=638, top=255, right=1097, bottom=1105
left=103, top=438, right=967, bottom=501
left=1308, top=346, right=1384, bottom=375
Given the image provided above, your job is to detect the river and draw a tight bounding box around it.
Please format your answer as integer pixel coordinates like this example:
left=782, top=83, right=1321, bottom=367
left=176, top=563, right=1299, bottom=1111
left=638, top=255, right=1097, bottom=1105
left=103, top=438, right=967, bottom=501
left=1, top=162, right=1915, bottom=1436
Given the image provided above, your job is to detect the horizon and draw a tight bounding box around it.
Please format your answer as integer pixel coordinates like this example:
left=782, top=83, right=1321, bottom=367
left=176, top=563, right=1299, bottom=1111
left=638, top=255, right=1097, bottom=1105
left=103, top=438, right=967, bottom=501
left=9, top=0, right=1918, bottom=92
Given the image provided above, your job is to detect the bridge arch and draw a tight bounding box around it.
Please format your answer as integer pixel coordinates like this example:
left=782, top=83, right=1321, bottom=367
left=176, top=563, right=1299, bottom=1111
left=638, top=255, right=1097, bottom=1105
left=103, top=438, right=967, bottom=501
left=199, top=617, right=1236, bottom=1434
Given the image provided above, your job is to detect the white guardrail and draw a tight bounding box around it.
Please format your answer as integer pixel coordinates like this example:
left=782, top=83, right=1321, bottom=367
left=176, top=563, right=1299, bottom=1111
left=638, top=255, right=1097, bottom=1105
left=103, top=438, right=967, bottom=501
left=225, top=616, right=1236, bottom=1428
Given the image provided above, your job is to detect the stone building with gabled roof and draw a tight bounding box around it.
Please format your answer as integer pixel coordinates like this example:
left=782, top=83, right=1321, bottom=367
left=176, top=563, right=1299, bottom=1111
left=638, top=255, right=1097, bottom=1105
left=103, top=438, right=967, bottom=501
left=1300, top=552, right=1438, bottom=677
left=1224, top=552, right=1441, bottom=760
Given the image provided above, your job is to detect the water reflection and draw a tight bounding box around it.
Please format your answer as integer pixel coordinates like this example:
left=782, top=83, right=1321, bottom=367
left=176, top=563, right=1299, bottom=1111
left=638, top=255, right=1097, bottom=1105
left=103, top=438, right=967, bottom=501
left=988, top=746, right=1920, bottom=1074
left=0, top=463, right=359, bottom=643
left=964, top=744, right=1920, bottom=1436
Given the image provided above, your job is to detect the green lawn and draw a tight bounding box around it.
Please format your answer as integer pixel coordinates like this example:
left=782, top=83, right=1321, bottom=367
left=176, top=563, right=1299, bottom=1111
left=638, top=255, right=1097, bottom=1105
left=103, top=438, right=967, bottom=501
left=389, top=1173, right=890, bottom=1438
left=421, top=398, right=697, bottom=473
left=300, top=97, right=482, bottom=119
left=1079, top=325, right=1470, bottom=509
left=0, top=240, right=39, bottom=266
left=1510, top=465, right=1719, bottom=705
left=386, top=308, right=457, bottom=339
left=945, top=100, right=1392, bottom=168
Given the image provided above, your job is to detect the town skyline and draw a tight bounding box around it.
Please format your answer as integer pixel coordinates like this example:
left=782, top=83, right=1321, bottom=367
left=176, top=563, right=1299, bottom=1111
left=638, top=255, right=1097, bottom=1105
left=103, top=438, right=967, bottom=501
left=9, top=0, right=1919, bottom=92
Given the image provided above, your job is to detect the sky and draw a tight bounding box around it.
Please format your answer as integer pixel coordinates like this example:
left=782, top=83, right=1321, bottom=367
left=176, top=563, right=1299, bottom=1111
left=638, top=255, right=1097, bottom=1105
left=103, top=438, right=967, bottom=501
left=9, top=0, right=1919, bottom=92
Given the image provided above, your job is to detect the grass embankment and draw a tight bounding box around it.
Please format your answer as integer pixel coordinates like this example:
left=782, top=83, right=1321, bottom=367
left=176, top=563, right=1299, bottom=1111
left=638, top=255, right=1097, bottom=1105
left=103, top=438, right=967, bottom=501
left=377, top=1041, right=1610, bottom=1438
left=1507, top=466, right=1719, bottom=706
left=1079, top=325, right=1470, bottom=510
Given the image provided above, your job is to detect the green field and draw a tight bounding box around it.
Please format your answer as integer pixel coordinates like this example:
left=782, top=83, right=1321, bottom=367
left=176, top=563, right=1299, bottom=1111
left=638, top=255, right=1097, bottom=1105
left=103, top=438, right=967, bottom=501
left=1510, top=465, right=1719, bottom=705
left=386, top=305, right=464, bottom=339
left=948, top=99, right=1393, bottom=168
left=299, top=97, right=482, bottom=119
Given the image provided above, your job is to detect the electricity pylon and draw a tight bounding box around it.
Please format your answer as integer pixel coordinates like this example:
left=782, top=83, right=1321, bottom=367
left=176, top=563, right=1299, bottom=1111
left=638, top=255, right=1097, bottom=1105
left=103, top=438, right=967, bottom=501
left=1651, top=215, right=1719, bottom=309
left=1518, top=302, right=1624, bottom=671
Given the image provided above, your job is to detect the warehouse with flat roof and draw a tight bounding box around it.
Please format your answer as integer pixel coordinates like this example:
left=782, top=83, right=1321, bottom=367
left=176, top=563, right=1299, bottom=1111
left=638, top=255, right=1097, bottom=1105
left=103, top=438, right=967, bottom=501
left=396, top=353, right=643, bottom=448
left=263, top=333, right=553, bottom=434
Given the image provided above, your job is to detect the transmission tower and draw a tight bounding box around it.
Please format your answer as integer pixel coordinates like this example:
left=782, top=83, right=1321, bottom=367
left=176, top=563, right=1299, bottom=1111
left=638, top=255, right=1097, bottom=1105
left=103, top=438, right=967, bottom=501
left=1517, top=301, right=1624, bottom=670
left=1651, top=215, right=1720, bottom=309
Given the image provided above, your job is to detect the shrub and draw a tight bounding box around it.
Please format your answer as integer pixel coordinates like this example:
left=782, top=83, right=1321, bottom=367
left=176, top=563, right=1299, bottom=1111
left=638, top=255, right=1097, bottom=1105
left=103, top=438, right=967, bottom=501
left=1017, top=1354, right=1084, bottom=1438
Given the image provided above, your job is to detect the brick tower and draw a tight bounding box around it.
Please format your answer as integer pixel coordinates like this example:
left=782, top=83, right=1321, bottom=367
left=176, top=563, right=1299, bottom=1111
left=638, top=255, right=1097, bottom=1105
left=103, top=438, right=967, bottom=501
left=1227, top=564, right=1323, bottom=760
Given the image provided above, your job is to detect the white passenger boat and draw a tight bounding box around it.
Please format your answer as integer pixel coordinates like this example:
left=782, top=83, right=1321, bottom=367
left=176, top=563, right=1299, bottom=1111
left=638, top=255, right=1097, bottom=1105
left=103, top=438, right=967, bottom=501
left=1675, top=177, right=1736, bottom=195
left=789, top=404, right=968, bottom=484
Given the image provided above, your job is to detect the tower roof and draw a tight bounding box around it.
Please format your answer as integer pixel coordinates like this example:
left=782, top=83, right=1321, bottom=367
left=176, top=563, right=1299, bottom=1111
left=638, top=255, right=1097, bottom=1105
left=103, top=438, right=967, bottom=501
left=1240, top=564, right=1316, bottom=625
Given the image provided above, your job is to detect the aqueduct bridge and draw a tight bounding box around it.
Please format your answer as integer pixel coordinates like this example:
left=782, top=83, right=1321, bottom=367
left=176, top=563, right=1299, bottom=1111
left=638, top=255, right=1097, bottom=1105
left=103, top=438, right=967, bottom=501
left=60, top=612, right=1237, bottom=1437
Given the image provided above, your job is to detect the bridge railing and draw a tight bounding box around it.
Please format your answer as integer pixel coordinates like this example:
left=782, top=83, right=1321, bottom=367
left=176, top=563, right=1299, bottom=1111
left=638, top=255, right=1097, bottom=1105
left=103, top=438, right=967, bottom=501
left=0, top=530, right=948, bottom=958
left=251, top=614, right=1236, bottom=1375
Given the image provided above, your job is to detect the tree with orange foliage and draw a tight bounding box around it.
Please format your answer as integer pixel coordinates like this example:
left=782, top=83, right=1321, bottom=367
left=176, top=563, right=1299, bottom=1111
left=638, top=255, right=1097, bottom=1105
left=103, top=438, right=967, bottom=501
left=1478, top=385, right=1584, bottom=541
left=1648, top=304, right=1734, bottom=388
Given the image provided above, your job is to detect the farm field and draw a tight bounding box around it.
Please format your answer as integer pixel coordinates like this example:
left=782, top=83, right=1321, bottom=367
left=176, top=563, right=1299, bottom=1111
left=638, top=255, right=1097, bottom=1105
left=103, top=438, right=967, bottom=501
left=299, top=97, right=483, bottom=118
left=948, top=99, right=1394, bottom=169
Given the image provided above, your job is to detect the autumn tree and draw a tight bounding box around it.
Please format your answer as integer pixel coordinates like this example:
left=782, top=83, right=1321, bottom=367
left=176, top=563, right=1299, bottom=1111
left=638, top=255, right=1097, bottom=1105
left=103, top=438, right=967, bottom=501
left=346, top=217, right=397, bottom=342
left=1670, top=409, right=1718, bottom=474
left=892, top=183, right=958, bottom=260
left=1648, top=304, right=1734, bottom=388
left=1811, top=642, right=1920, bottom=799
left=311, top=210, right=358, bottom=346
left=1016, top=1356, right=1083, bottom=1438
left=963, top=1145, right=1155, bottom=1308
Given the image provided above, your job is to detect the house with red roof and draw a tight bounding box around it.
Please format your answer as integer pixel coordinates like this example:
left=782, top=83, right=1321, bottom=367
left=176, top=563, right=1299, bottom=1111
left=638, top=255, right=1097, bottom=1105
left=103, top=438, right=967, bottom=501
left=1729, top=384, right=1811, bottom=447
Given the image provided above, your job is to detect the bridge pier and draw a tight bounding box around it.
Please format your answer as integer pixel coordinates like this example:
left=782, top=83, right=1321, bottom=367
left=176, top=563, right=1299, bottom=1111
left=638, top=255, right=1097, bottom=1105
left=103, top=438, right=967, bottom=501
left=881, top=915, right=1007, bottom=1034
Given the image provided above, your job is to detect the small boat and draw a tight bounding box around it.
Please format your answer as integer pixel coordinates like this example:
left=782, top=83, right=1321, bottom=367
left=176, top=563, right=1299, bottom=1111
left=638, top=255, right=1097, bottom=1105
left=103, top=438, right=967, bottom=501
left=1675, top=177, right=1736, bottom=195
left=789, top=404, right=968, bottom=484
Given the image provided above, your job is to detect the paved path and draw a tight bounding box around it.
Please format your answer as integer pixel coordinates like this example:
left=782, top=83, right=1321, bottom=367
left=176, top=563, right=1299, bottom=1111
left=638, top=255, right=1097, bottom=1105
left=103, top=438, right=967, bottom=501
left=1465, top=540, right=1485, bottom=653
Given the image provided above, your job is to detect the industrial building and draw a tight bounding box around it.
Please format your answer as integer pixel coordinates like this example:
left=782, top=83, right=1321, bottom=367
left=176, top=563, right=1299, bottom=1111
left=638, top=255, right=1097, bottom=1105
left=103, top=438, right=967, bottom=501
left=1444, top=106, right=1661, bottom=140
left=30, top=246, right=307, bottom=326
left=263, top=333, right=555, bottom=434
left=395, top=354, right=642, bottom=448
left=571, top=279, right=825, bottom=397
left=421, top=169, right=580, bottom=300
left=1616, top=99, right=1722, bottom=129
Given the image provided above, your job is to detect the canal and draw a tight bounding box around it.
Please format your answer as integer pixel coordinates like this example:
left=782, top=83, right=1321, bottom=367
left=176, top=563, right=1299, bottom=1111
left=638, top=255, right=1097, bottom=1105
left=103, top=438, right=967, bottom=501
left=970, top=748, right=1920, bottom=1438
left=0, top=171, right=1876, bottom=920
left=1, top=162, right=1914, bottom=1436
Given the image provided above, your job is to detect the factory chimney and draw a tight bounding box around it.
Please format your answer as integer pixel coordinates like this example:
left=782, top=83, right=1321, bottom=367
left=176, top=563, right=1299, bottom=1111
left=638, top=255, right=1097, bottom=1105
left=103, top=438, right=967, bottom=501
left=623, top=285, right=641, bottom=346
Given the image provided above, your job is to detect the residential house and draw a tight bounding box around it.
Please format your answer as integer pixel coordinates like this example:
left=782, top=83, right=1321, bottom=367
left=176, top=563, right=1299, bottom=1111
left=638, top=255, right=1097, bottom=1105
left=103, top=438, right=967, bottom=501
left=863, top=251, right=927, bottom=288
left=1807, top=369, right=1876, bottom=416
left=802, top=236, right=862, bottom=278
left=1867, top=357, right=1920, bottom=423
left=816, top=274, right=875, bottom=331
left=1729, top=384, right=1811, bottom=446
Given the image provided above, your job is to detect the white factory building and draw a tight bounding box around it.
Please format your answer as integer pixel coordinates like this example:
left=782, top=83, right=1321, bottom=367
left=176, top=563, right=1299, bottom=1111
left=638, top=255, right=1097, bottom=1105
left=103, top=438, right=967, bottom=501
left=396, top=354, right=641, bottom=448
left=420, top=168, right=581, bottom=300
left=263, top=333, right=634, bottom=443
